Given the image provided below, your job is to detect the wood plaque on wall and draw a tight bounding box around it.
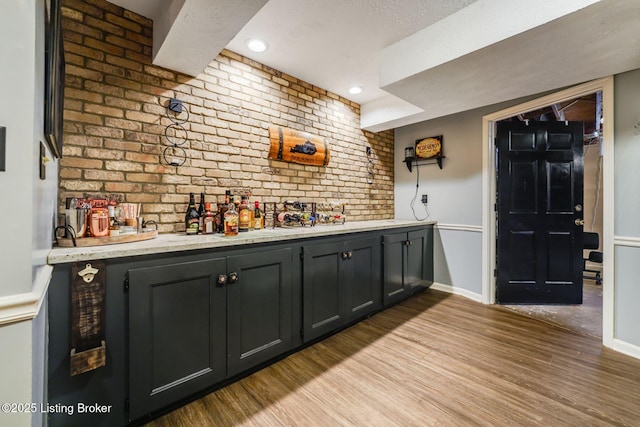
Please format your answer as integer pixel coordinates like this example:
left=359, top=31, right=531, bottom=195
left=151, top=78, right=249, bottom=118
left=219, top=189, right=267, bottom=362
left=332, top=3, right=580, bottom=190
left=268, top=125, right=331, bottom=166
left=69, top=261, right=107, bottom=376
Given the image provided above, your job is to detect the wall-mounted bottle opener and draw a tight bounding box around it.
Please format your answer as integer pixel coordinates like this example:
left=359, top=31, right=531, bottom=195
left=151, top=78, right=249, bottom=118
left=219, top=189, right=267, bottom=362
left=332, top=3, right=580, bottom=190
left=70, top=261, right=106, bottom=376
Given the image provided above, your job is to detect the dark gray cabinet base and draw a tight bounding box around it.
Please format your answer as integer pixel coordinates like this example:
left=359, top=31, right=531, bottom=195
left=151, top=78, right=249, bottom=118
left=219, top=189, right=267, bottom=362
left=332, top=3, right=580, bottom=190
left=128, top=258, right=227, bottom=420
left=47, top=225, right=432, bottom=426
left=383, top=227, right=434, bottom=306
left=302, top=235, right=381, bottom=342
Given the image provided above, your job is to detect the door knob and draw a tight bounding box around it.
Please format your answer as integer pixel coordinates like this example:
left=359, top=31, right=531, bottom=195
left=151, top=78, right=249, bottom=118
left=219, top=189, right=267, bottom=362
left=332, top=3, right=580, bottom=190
left=228, top=272, right=239, bottom=284
left=341, top=252, right=348, bottom=260
left=575, top=219, right=585, bottom=226
left=216, top=274, right=227, bottom=286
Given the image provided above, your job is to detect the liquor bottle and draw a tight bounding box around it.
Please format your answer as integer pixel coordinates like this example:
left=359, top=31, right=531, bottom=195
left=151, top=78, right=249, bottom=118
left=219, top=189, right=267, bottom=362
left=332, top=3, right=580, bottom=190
left=185, top=192, right=200, bottom=235
left=239, top=196, right=250, bottom=232
left=248, top=199, right=255, bottom=229
left=197, top=192, right=205, bottom=233
left=225, top=190, right=231, bottom=205
left=109, top=216, right=120, bottom=237
left=224, top=203, right=239, bottom=236
left=253, top=200, right=262, bottom=230
left=217, top=202, right=227, bottom=234
left=203, top=202, right=215, bottom=234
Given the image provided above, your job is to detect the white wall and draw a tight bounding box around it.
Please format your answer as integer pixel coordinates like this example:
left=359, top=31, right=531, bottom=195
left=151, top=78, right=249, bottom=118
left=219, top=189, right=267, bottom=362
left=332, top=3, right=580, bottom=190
left=1, top=0, right=36, bottom=296
left=0, top=0, right=55, bottom=425
left=394, top=98, right=535, bottom=297
left=395, top=70, right=640, bottom=358
left=0, top=322, right=33, bottom=426
left=613, top=69, right=640, bottom=350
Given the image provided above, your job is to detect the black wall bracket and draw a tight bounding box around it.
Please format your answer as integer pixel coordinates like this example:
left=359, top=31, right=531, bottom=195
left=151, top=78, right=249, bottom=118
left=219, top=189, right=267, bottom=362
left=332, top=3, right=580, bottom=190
left=403, top=155, right=445, bottom=172
left=0, top=126, right=6, bottom=172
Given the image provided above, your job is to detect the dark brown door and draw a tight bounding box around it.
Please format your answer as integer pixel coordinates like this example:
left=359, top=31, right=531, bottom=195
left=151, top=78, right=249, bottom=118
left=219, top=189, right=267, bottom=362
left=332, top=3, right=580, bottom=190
left=496, top=121, right=584, bottom=304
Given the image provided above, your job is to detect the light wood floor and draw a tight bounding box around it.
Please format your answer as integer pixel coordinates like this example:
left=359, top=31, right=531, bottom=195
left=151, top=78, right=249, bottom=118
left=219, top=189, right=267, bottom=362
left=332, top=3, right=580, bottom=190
left=147, top=289, right=640, bottom=426
left=503, top=280, right=603, bottom=338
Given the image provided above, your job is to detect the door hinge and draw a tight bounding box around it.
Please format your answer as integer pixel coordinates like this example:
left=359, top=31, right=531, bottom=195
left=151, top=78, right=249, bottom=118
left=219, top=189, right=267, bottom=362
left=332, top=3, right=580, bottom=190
left=300, top=328, right=304, bottom=338
left=124, top=398, right=129, bottom=412
left=494, top=203, right=498, bottom=212
left=493, top=269, right=498, bottom=278
left=300, top=250, right=304, bottom=260
left=123, top=276, right=129, bottom=292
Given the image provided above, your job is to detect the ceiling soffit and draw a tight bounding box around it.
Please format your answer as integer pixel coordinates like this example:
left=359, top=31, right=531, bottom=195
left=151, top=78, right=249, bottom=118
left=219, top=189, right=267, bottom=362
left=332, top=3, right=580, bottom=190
left=108, top=0, right=639, bottom=132
left=368, top=0, right=639, bottom=131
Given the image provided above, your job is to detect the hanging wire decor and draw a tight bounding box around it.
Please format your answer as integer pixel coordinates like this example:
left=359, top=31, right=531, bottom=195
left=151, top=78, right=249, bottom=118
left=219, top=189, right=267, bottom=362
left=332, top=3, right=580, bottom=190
left=162, top=98, right=189, bottom=167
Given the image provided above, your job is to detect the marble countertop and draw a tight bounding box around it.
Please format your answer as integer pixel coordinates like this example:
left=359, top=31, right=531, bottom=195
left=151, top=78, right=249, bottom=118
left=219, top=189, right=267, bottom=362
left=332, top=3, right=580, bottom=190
left=47, top=219, right=436, bottom=264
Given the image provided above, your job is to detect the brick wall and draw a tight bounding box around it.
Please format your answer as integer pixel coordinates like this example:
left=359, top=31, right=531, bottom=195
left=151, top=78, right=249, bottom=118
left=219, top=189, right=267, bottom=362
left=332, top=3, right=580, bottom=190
left=59, top=0, right=395, bottom=233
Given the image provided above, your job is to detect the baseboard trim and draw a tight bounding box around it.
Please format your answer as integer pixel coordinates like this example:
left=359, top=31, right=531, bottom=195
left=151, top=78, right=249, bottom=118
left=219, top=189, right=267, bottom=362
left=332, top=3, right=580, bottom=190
left=612, top=338, right=640, bottom=360
left=0, top=265, right=52, bottom=326
left=430, top=282, right=483, bottom=303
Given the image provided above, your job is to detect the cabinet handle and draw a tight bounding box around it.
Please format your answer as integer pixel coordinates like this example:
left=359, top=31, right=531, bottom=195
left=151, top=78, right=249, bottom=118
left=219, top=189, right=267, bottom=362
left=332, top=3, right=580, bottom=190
left=341, top=252, right=348, bottom=260
left=216, top=274, right=227, bottom=287
left=216, top=274, right=227, bottom=286
left=228, top=272, right=239, bottom=284
left=347, top=251, right=353, bottom=260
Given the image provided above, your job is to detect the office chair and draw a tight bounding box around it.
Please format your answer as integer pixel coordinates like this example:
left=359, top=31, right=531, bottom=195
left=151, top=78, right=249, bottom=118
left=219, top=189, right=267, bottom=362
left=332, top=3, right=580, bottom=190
left=583, top=232, right=603, bottom=285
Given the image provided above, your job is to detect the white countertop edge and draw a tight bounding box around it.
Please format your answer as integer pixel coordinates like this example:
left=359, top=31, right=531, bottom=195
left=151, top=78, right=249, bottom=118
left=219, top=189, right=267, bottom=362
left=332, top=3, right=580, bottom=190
left=47, top=220, right=436, bottom=265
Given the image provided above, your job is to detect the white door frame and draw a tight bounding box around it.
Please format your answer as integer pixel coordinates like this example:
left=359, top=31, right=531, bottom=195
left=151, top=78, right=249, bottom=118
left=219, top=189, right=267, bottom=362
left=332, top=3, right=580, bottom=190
left=481, top=77, right=614, bottom=348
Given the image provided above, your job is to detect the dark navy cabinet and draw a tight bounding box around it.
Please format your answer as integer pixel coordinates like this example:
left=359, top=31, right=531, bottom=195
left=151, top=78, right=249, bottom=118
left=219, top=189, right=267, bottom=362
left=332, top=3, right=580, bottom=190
left=382, top=227, right=434, bottom=306
left=47, top=224, right=432, bottom=426
left=226, top=248, right=294, bottom=376
left=128, top=247, right=294, bottom=421
left=302, top=235, right=381, bottom=342
left=128, top=258, right=227, bottom=420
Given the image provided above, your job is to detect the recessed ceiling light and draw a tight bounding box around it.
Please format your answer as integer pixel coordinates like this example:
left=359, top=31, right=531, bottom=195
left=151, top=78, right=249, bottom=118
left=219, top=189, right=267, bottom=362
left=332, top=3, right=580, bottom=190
left=247, top=39, right=268, bottom=53
left=348, top=86, right=363, bottom=95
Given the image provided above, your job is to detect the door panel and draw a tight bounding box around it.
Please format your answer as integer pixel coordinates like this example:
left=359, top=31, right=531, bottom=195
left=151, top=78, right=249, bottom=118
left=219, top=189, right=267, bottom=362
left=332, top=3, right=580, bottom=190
left=383, top=233, right=407, bottom=304
left=226, top=248, right=293, bottom=377
left=302, top=241, right=347, bottom=342
left=508, top=231, right=536, bottom=282
left=510, top=161, right=538, bottom=213
left=347, top=236, right=381, bottom=321
left=547, top=161, right=573, bottom=212
left=406, top=230, right=426, bottom=287
left=496, top=121, right=584, bottom=304
left=546, top=231, right=573, bottom=282
left=128, top=258, right=226, bottom=420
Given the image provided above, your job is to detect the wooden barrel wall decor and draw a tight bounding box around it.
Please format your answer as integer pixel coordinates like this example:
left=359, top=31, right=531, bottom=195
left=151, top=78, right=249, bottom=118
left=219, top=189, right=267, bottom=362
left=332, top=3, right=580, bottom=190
left=268, top=126, right=331, bottom=166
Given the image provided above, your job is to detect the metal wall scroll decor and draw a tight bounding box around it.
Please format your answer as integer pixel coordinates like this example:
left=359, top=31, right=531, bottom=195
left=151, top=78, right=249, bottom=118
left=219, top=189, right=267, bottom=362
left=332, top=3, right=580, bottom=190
left=163, top=98, right=189, bottom=167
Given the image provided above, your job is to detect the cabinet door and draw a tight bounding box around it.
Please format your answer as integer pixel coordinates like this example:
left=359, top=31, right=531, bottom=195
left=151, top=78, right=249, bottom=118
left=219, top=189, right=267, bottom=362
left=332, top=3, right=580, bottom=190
left=405, top=228, right=433, bottom=292
left=346, top=235, right=381, bottom=322
left=226, top=248, right=293, bottom=377
left=128, top=258, right=226, bottom=421
left=302, top=240, right=349, bottom=342
left=383, top=232, right=409, bottom=306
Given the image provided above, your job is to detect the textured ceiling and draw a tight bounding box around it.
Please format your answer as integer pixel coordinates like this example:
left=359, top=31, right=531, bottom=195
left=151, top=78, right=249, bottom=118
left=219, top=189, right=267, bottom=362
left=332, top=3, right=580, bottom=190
left=225, top=0, right=479, bottom=105
left=108, top=0, right=640, bottom=132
